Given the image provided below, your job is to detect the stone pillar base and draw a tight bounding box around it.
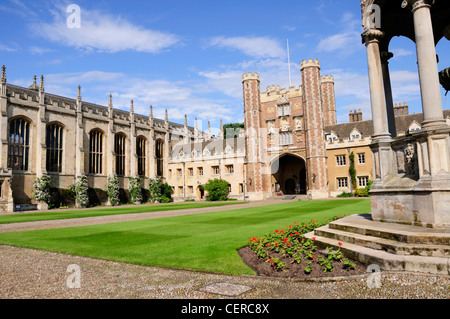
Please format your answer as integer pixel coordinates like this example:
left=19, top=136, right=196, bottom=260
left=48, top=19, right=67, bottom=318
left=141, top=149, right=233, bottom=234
left=307, top=189, right=329, bottom=200
left=37, top=202, right=49, bottom=211
left=370, top=176, right=450, bottom=228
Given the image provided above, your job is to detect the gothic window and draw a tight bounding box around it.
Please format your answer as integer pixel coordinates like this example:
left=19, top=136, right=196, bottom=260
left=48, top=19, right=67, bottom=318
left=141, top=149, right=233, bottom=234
left=279, top=132, right=293, bottom=146
left=156, top=139, right=164, bottom=177
left=278, top=104, right=291, bottom=117
left=8, top=118, right=31, bottom=171
left=89, top=130, right=103, bottom=175
left=212, top=166, right=220, bottom=175
left=137, top=137, right=146, bottom=176
left=115, top=133, right=126, bottom=176
left=46, top=123, right=64, bottom=173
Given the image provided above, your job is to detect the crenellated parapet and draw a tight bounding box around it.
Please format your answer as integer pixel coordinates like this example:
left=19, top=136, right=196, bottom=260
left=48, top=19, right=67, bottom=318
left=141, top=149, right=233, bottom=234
left=242, top=72, right=260, bottom=82
left=300, top=58, right=320, bottom=70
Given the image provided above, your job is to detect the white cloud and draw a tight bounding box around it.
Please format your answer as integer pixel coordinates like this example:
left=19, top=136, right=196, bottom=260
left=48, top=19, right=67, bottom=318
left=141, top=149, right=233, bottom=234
left=31, top=6, right=180, bottom=54
left=316, top=31, right=361, bottom=54
left=0, top=43, right=18, bottom=52
left=29, top=46, right=53, bottom=55
left=208, top=36, right=285, bottom=59
left=391, top=48, right=414, bottom=58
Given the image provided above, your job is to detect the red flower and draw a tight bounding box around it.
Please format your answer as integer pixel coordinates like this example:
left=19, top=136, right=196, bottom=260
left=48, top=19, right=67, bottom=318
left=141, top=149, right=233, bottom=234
left=338, top=242, right=343, bottom=246
left=275, top=243, right=278, bottom=247
left=295, top=232, right=299, bottom=235
left=312, top=254, right=315, bottom=258
left=266, top=244, right=270, bottom=247
left=275, top=230, right=278, bottom=233
left=270, top=259, right=273, bottom=262
left=312, top=237, right=316, bottom=240
left=290, top=234, right=294, bottom=237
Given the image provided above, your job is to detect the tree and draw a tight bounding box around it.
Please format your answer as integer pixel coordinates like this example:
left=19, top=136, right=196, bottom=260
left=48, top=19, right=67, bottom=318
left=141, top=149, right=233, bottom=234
left=223, top=123, right=244, bottom=139
left=204, top=179, right=230, bottom=201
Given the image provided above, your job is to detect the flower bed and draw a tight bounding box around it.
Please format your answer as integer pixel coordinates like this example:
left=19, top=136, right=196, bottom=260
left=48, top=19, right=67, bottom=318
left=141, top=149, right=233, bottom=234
left=239, top=215, right=367, bottom=279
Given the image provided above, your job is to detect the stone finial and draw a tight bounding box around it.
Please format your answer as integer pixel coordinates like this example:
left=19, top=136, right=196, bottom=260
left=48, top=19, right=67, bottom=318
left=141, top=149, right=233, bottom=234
left=29, top=75, right=40, bottom=91
left=184, top=114, right=188, bottom=127
left=77, top=85, right=82, bottom=101
left=39, top=75, right=45, bottom=93
left=108, top=94, right=113, bottom=108
left=130, top=99, right=134, bottom=113
left=165, top=109, right=168, bottom=122
left=149, top=105, right=153, bottom=118
left=1, top=65, right=6, bottom=84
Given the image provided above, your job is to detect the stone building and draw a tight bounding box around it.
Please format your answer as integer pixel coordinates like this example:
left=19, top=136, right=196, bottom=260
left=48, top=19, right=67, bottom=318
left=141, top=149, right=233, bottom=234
left=1, top=53, right=448, bottom=210
left=0, top=68, right=202, bottom=211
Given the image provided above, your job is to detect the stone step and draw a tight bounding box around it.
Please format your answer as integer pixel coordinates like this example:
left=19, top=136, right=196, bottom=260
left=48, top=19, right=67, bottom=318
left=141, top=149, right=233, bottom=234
left=304, top=231, right=450, bottom=275
left=329, top=214, right=450, bottom=245
left=315, top=225, right=450, bottom=257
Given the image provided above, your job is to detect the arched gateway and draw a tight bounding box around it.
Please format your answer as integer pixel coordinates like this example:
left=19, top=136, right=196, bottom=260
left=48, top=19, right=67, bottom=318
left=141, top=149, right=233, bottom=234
left=271, top=153, right=307, bottom=195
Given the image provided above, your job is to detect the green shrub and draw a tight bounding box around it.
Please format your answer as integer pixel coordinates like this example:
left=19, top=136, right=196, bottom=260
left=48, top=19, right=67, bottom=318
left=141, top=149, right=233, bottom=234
left=337, top=192, right=353, bottom=198
left=107, top=176, right=120, bottom=206
left=32, top=175, right=53, bottom=204
left=159, top=182, right=173, bottom=203
left=148, top=177, right=162, bottom=203
left=69, top=175, right=89, bottom=208
left=129, top=176, right=143, bottom=204
left=204, top=179, right=229, bottom=201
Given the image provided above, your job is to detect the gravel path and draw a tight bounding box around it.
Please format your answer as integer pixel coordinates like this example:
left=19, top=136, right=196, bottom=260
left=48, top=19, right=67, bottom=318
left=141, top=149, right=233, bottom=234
left=0, top=245, right=448, bottom=299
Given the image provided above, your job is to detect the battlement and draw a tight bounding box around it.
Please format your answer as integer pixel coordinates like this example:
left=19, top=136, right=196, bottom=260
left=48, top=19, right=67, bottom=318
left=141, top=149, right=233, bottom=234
left=321, top=75, right=334, bottom=83
left=261, top=84, right=302, bottom=103
left=242, top=72, right=260, bottom=81
left=300, top=58, right=320, bottom=70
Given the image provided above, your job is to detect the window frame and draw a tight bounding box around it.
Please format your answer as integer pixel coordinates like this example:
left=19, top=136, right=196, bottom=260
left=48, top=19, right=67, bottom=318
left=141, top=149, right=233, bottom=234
left=8, top=118, right=31, bottom=172
left=46, top=123, right=64, bottom=173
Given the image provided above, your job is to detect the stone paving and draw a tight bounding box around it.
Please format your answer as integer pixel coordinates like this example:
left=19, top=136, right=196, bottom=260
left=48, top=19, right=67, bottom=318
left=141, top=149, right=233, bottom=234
left=0, top=199, right=448, bottom=299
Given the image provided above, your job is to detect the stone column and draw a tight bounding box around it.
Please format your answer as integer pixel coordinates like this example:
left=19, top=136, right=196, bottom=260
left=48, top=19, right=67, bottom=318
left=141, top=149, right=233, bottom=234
left=129, top=100, right=137, bottom=178
left=164, top=109, right=170, bottom=179
left=403, top=0, right=445, bottom=129
left=148, top=105, right=156, bottom=179
left=75, top=86, right=85, bottom=177
left=36, top=75, right=47, bottom=178
left=0, top=66, right=8, bottom=170
left=381, top=51, right=397, bottom=137
left=363, top=29, right=390, bottom=141
left=106, top=94, right=115, bottom=178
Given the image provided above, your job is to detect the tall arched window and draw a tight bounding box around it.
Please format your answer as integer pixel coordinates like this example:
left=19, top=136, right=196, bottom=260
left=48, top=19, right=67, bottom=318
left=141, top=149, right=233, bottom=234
left=46, top=123, right=64, bottom=173
left=8, top=118, right=31, bottom=171
left=137, top=136, right=146, bottom=176
left=156, top=139, right=164, bottom=177
left=115, top=133, right=126, bottom=176
left=89, top=129, right=103, bottom=174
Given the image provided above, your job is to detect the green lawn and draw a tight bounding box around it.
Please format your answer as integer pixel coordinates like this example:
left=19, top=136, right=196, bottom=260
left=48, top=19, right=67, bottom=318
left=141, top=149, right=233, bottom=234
left=0, top=199, right=370, bottom=275
left=0, top=202, right=245, bottom=224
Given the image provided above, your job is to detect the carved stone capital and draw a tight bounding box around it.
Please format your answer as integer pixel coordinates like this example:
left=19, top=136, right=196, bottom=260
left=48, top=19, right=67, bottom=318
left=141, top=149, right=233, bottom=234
left=380, top=51, right=394, bottom=64
left=362, top=29, right=384, bottom=44
left=401, top=0, right=434, bottom=12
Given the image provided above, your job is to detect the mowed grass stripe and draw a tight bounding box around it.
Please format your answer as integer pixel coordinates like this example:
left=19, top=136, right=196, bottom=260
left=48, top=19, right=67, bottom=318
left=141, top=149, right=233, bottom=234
left=0, top=202, right=245, bottom=224
left=0, top=199, right=370, bottom=275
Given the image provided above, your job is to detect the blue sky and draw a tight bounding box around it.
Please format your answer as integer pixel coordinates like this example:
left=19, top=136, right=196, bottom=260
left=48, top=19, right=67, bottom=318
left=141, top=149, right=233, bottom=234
left=1, top=0, right=449, bottom=132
